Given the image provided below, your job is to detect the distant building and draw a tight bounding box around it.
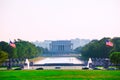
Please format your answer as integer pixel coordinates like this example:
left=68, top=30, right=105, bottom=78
left=33, top=38, right=90, bottom=50
left=49, top=40, right=73, bottom=54
left=71, top=38, right=90, bottom=49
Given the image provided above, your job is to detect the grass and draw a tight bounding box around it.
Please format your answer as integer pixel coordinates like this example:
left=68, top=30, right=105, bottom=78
left=0, top=70, right=120, bottom=80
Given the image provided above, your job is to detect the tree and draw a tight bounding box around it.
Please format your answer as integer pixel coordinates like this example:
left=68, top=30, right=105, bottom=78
left=15, top=39, right=39, bottom=58
left=111, top=37, right=120, bottom=52
left=74, top=46, right=82, bottom=54
left=0, top=41, right=17, bottom=58
left=36, top=46, right=43, bottom=54
left=80, top=38, right=113, bottom=58
left=0, top=51, right=8, bottom=65
left=0, top=39, right=42, bottom=59
left=109, top=52, right=120, bottom=69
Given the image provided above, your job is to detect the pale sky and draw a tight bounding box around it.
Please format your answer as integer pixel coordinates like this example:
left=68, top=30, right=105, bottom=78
left=0, top=0, right=120, bottom=42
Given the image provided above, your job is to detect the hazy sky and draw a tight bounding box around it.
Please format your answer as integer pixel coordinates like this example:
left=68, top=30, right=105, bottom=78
left=0, top=0, right=120, bottom=42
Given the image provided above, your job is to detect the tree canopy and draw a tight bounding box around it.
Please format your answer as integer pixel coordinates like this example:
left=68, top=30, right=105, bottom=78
left=77, top=37, right=120, bottom=58
left=0, top=41, right=16, bottom=58
left=0, top=51, right=8, bottom=65
left=109, top=52, right=120, bottom=68
left=0, top=39, right=42, bottom=59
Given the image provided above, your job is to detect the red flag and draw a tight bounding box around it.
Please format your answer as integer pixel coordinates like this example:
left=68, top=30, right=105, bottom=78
left=106, top=40, right=113, bottom=47
left=9, top=41, right=16, bottom=48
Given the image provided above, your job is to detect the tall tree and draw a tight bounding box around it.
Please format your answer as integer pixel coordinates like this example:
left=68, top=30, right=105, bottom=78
left=80, top=38, right=113, bottom=58
left=0, top=51, right=8, bottom=65
left=15, top=39, right=39, bottom=58
left=111, top=37, right=120, bottom=52
left=109, top=52, right=120, bottom=69
left=0, top=40, right=41, bottom=59
left=0, top=41, right=17, bottom=58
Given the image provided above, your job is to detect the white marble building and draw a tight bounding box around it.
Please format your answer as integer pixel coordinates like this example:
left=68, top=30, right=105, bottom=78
left=49, top=40, right=73, bottom=54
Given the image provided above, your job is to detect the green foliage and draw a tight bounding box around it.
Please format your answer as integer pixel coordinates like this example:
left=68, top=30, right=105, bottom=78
left=0, top=39, right=43, bottom=59
left=111, top=37, right=120, bottom=52
left=36, top=46, right=43, bottom=54
left=110, top=52, right=120, bottom=68
left=0, top=51, right=8, bottom=65
left=79, top=37, right=120, bottom=58
left=81, top=38, right=112, bottom=58
left=74, top=46, right=82, bottom=54
left=15, top=39, right=39, bottom=58
left=0, top=41, right=17, bottom=58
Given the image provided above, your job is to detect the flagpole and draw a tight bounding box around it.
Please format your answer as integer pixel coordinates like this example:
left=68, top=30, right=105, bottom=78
left=7, top=49, right=12, bottom=70
left=7, top=39, right=15, bottom=70
left=104, top=39, right=113, bottom=69
left=7, top=39, right=10, bottom=70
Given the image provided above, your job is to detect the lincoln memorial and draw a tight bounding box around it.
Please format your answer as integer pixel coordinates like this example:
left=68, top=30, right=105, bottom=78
left=49, top=40, right=73, bottom=54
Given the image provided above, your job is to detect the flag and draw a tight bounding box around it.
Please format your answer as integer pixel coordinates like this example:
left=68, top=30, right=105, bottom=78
left=9, top=41, right=16, bottom=48
left=106, top=40, right=113, bottom=47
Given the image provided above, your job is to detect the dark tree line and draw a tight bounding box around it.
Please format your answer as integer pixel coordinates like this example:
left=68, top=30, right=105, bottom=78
left=110, top=52, right=120, bottom=69
left=0, top=51, right=8, bottom=65
left=0, top=39, right=43, bottom=61
left=76, top=37, right=120, bottom=58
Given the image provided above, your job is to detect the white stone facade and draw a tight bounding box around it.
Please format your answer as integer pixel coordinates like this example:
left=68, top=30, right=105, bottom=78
left=49, top=40, right=73, bottom=54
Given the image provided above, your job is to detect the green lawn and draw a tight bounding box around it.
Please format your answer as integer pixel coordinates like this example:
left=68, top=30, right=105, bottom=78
left=0, top=70, right=120, bottom=80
